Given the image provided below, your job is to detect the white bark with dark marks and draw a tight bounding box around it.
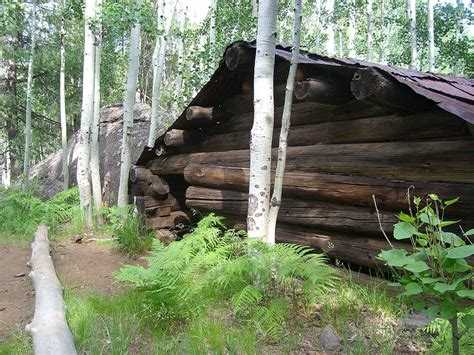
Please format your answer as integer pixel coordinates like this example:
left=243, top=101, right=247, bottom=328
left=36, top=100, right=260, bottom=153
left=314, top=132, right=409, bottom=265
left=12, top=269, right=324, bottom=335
left=348, top=0, right=356, bottom=58
left=325, top=0, right=335, bottom=56
left=60, top=0, right=68, bottom=190
left=428, top=0, right=435, bottom=72
left=366, top=0, right=373, bottom=61
left=407, top=0, right=418, bottom=69
left=247, top=0, right=278, bottom=239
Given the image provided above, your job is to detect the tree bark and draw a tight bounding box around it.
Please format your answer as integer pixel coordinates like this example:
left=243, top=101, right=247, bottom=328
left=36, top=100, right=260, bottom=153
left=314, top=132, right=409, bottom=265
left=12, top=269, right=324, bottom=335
left=173, top=4, right=187, bottom=112
left=247, top=0, right=278, bottom=239
left=148, top=0, right=177, bottom=147
left=366, top=0, right=373, bottom=61
left=294, top=78, right=354, bottom=104
left=117, top=1, right=141, bottom=208
left=209, top=0, right=218, bottom=48
left=60, top=0, right=69, bottom=190
left=348, top=0, right=356, bottom=58
left=77, top=0, right=96, bottom=227
left=407, top=0, right=418, bottom=69
left=314, top=0, right=321, bottom=51
left=184, top=164, right=474, bottom=217
left=267, top=0, right=302, bottom=244
left=185, top=106, right=230, bottom=122
left=91, top=0, right=103, bottom=222
left=427, top=0, right=435, bottom=72
left=164, top=129, right=201, bottom=147
left=26, top=225, right=77, bottom=355
left=23, top=0, right=36, bottom=185
left=325, top=0, right=335, bottom=56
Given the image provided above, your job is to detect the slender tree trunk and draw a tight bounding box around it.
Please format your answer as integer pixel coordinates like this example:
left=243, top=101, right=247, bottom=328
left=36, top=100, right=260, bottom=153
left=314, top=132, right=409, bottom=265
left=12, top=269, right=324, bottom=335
left=252, top=0, right=258, bottom=18
left=348, top=0, right=356, bottom=58
left=147, top=0, right=177, bottom=147
left=117, top=0, right=141, bottom=208
left=77, top=0, right=96, bottom=227
left=314, top=0, right=321, bottom=51
left=428, top=0, right=435, bottom=72
left=267, top=0, right=302, bottom=245
left=209, top=0, right=218, bottom=47
left=378, top=0, right=386, bottom=64
left=337, top=28, right=343, bottom=57
left=173, top=5, right=187, bottom=112
left=454, top=0, right=462, bottom=75
left=366, top=0, right=373, bottom=62
left=247, top=0, right=278, bottom=239
left=325, top=0, right=335, bottom=56
left=60, top=0, right=69, bottom=190
left=90, top=0, right=102, bottom=223
left=407, top=0, right=418, bottom=69
left=23, top=0, right=37, bottom=186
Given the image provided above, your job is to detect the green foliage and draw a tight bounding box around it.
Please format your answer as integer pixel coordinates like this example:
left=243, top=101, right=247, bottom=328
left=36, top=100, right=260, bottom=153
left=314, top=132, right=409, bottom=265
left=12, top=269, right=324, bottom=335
left=102, top=205, right=153, bottom=257
left=0, top=187, right=81, bottom=243
left=116, top=214, right=337, bottom=339
left=378, top=193, right=474, bottom=353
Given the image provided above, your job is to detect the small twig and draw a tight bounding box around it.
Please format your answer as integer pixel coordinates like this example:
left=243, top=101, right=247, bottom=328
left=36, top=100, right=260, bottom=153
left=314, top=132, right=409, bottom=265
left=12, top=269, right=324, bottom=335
left=372, top=195, right=393, bottom=249
left=406, top=185, right=415, bottom=218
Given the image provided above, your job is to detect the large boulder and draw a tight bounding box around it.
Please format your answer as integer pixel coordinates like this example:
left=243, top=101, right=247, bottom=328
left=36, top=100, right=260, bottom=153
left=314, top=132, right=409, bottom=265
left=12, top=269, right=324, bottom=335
left=30, top=103, right=165, bottom=203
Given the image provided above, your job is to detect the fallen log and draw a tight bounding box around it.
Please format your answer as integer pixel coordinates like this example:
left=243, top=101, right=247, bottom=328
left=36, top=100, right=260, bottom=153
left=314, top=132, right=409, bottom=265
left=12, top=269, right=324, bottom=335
left=186, top=186, right=395, bottom=236
left=184, top=110, right=468, bottom=153
left=294, top=78, right=354, bottom=104
left=148, top=139, right=474, bottom=183
left=183, top=164, right=474, bottom=216
left=221, top=216, right=407, bottom=269
left=26, top=225, right=77, bottom=355
left=164, top=129, right=202, bottom=147
left=210, top=100, right=388, bottom=135
left=351, top=67, right=433, bottom=114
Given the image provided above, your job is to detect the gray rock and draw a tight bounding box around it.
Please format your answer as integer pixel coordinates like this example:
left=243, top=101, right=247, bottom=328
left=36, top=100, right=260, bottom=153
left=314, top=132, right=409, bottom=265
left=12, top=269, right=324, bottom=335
left=321, top=325, right=343, bottom=352
left=400, top=312, right=433, bottom=329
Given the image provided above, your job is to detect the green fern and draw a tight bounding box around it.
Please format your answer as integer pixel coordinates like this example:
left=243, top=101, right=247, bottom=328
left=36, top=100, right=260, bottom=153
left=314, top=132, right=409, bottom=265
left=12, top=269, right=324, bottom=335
left=116, top=214, right=339, bottom=339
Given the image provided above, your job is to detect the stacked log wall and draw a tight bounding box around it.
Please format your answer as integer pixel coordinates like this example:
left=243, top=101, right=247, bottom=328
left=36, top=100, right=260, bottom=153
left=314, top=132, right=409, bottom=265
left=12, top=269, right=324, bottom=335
left=131, top=62, right=474, bottom=269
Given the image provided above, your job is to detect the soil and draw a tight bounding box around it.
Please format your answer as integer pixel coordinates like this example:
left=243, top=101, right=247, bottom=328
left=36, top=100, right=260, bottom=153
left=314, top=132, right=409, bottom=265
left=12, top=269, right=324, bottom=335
left=0, top=238, right=141, bottom=341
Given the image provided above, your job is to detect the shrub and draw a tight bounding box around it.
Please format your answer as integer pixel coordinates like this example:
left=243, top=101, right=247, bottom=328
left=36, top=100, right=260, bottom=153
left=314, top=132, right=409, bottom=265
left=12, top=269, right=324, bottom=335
left=378, top=194, right=474, bottom=355
left=116, top=214, right=338, bottom=338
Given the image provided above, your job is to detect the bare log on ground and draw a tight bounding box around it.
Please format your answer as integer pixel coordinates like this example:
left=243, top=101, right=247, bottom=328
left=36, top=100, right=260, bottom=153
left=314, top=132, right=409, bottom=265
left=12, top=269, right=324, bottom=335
left=183, top=164, right=474, bottom=216
left=294, top=78, right=354, bottom=104
left=351, top=67, right=433, bottom=114
left=186, top=186, right=395, bottom=236
left=26, top=225, right=77, bottom=355
left=148, top=139, right=474, bottom=183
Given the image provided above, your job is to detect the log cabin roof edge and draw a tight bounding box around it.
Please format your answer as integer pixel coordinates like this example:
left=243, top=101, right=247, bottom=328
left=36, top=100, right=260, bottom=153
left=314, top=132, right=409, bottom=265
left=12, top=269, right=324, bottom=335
left=136, top=40, right=474, bottom=166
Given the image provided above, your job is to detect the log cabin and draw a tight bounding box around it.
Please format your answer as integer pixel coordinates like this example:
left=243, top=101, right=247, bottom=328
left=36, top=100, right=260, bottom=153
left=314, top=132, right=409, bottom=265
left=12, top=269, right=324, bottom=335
left=131, top=41, right=474, bottom=270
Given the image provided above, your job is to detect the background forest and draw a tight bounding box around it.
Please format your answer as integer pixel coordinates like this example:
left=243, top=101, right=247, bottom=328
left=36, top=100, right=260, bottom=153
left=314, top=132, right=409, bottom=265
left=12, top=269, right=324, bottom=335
left=0, top=0, right=472, bottom=186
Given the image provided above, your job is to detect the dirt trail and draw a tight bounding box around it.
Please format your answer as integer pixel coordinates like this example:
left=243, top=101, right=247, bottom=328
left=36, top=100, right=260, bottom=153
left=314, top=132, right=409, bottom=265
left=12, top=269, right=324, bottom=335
left=0, top=239, right=140, bottom=341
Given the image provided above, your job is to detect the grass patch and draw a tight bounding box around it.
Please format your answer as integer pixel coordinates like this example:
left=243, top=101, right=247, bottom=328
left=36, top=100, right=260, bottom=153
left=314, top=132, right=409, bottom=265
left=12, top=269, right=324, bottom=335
left=0, top=330, right=32, bottom=354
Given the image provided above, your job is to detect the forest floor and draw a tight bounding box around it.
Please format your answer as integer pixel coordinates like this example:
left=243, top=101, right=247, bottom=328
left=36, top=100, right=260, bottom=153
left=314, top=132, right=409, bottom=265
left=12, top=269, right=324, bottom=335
left=0, top=236, right=141, bottom=344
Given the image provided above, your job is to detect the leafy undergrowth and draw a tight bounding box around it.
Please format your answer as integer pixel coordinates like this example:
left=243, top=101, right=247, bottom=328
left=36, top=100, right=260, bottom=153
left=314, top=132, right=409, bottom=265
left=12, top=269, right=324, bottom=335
left=0, top=187, right=84, bottom=244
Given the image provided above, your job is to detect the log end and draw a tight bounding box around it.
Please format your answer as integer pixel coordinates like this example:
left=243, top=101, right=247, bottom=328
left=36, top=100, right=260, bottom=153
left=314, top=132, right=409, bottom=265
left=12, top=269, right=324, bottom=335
left=294, top=81, right=310, bottom=100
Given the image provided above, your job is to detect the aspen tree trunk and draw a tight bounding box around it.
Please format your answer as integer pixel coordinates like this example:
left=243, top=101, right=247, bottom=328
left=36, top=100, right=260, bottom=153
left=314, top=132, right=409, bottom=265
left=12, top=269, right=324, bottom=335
left=247, top=0, right=278, bottom=239
left=147, top=0, right=177, bottom=147
left=117, top=0, right=141, bottom=208
left=378, top=0, right=386, bottom=64
left=252, top=0, right=258, bottom=18
left=174, top=6, right=187, bottom=101
left=314, top=0, right=321, bottom=51
left=90, top=0, right=103, bottom=223
left=454, top=0, right=462, bottom=75
left=209, top=0, right=218, bottom=47
left=60, top=0, right=68, bottom=190
left=23, top=0, right=36, bottom=186
left=325, top=0, right=335, bottom=56
left=337, top=28, right=343, bottom=57
left=428, top=0, right=435, bottom=72
left=77, top=0, right=96, bottom=227
left=348, top=0, right=356, bottom=58
left=267, top=0, right=301, bottom=245
left=366, top=0, right=373, bottom=62
left=407, top=0, right=418, bottom=69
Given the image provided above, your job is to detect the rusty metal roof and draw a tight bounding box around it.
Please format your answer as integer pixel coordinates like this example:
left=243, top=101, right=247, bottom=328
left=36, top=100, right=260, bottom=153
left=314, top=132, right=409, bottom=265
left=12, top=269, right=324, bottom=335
left=136, top=40, right=474, bottom=165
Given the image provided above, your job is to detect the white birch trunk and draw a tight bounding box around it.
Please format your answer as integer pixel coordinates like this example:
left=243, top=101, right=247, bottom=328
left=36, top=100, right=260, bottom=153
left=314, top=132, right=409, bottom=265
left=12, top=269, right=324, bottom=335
left=428, top=0, right=435, bottom=72
left=26, top=225, right=77, bottom=355
left=267, top=0, right=301, bottom=245
left=348, top=0, right=356, bottom=58
left=314, top=0, right=321, bottom=52
left=117, top=0, right=141, bottom=208
left=90, top=0, right=102, bottom=222
left=209, top=0, right=218, bottom=47
left=77, top=0, right=96, bottom=227
left=147, top=0, right=177, bottom=147
left=325, top=0, right=335, bottom=56
left=60, top=0, right=69, bottom=190
left=366, top=0, right=373, bottom=62
left=23, top=0, right=36, bottom=183
left=407, top=0, right=418, bottom=69
left=247, top=0, right=277, bottom=239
